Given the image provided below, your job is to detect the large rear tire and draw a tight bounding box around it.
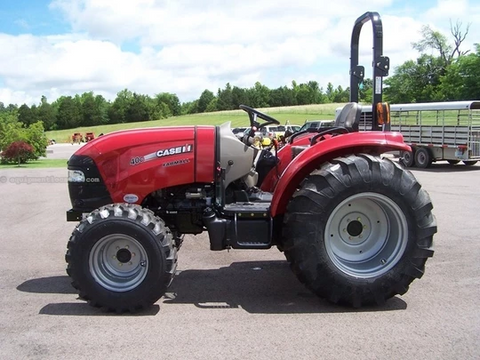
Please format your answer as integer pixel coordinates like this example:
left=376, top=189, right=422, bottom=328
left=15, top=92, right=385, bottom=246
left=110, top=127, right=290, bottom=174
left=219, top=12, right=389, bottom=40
left=282, top=154, right=436, bottom=307
left=66, top=204, right=177, bottom=312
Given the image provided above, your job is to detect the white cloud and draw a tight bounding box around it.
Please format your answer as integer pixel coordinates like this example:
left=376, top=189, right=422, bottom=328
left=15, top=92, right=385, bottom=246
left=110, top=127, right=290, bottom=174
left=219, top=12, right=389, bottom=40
left=0, top=0, right=478, bottom=106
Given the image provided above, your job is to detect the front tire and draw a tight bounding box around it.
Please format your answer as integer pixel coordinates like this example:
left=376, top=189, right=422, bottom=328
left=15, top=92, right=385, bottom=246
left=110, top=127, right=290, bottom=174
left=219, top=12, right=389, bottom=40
left=66, top=204, right=177, bottom=312
left=282, top=154, right=436, bottom=307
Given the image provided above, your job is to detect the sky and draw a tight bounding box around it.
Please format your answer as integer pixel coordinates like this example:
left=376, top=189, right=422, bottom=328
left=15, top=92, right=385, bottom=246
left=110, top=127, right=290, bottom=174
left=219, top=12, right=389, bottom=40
left=0, top=0, right=479, bottom=106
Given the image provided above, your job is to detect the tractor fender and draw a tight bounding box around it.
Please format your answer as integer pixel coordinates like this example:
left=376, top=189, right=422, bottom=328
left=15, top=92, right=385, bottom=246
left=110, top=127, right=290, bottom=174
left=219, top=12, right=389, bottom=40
left=270, top=131, right=410, bottom=217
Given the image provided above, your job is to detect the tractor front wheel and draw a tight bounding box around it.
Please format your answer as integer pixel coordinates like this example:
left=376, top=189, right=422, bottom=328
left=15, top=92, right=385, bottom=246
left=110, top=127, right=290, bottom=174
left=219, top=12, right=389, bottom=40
left=66, top=204, right=177, bottom=312
left=282, top=154, right=436, bottom=307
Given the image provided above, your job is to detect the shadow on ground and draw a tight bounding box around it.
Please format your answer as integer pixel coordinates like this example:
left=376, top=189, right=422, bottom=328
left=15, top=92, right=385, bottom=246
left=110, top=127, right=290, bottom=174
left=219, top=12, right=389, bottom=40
left=17, top=261, right=407, bottom=315
left=16, top=275, right=159, bottom=316
left=412, top=162, right=480, bottom=173
left=163, top=260, right=407, bottom=314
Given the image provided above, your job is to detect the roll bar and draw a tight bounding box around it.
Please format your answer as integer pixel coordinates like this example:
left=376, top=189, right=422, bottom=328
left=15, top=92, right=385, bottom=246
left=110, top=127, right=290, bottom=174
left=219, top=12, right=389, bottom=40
left=350, top=12, right=390, bottom=130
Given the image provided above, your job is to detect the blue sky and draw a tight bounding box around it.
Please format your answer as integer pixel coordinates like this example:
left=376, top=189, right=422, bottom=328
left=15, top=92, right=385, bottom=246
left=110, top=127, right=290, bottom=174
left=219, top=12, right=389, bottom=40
left=0, top=0, right=478, bottom=105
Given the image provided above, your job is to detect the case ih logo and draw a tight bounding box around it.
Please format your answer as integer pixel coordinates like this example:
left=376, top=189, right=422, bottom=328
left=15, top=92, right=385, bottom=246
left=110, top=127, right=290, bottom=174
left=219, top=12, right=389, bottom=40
left=156, top=144, right=192, bottom=158
left=130, top=144, right=193, bottom=166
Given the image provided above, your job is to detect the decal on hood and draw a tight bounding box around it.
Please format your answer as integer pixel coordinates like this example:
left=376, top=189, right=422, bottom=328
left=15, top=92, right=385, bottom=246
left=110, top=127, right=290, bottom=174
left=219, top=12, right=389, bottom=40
left=130, top=144, right=193, bottom=166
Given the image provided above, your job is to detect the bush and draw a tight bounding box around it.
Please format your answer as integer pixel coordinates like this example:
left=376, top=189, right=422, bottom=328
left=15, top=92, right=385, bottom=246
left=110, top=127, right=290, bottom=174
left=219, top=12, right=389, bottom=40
left=1, top=141, right=36, bottom=165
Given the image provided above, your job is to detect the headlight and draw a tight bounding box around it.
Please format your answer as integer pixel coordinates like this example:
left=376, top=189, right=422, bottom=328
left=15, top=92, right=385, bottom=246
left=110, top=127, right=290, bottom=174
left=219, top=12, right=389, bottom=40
left=68, top=170, right=85, bottom=182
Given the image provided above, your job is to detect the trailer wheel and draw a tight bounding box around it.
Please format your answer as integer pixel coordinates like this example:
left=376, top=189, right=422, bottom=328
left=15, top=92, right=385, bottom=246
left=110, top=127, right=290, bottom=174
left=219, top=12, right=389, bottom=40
left=463, top=161, right=477, bottom=166
left=447, top=160, right=460, bottom=165
left=400, top=149, right=415, bottom=167
left=66, top=204, right=177, bottom=312
left=282, top=154, right=436, bottom=307
left=414, top=148, right=432, bottom=168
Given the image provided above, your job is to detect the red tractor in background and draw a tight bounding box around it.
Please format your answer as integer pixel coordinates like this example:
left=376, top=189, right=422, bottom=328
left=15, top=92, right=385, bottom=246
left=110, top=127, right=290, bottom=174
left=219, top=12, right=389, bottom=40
left=85, top=132, right=95, bottom=142
left=65, top=12, right=436, bottom=312
left=71, top=132, right=83, bottom=144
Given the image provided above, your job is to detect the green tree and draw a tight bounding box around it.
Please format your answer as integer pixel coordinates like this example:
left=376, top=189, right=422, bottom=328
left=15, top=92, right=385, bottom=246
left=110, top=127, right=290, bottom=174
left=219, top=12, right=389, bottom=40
left=205, top=98, right=218, bottom=112
left=155, top=93, right=181, bottom=116
left=439, top=44, right=480, bottom=100
left=126, top=93, right=150, bottom=122
left=231, top=86, right=249, bottom=109
left=18, top=104, right=35, bottom=127
left=0, top=112, right=25, bottom=151
left=247, top=82, right=270, bottom=108
left=359, top=78, right=373, bottom=103
left=217, top=83, right=233, bottom=110
left=197, top=90, right=215, bottom=113
left=80, top=92, right=108, bottom=126
left=108, top=89, right=132, bottom=124
left=25, top=121, right=48, bottom=157
left=385, top=55, right=444, bottom=103
left=37, top=96, right=56, bottom=130
left=325, top=82, right=335, bottom=102
left=56, top=96, right=82, bottom=129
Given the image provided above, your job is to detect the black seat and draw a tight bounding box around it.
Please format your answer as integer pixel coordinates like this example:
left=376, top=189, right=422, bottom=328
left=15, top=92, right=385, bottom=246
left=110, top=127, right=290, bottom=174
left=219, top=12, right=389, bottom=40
left=335, top=102, right=361, bottom=132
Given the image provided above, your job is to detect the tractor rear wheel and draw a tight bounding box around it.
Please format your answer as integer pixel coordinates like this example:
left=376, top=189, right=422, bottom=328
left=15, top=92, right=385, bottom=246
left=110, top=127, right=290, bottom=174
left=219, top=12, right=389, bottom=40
left=66, top=204, right=177, bottom=312
left=282, top=154, right=436, bottom=307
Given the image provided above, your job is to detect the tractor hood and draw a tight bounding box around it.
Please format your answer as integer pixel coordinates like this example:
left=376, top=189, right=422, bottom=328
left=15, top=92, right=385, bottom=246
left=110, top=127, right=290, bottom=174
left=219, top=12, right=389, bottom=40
left=68, top=125, right=216, bottom=205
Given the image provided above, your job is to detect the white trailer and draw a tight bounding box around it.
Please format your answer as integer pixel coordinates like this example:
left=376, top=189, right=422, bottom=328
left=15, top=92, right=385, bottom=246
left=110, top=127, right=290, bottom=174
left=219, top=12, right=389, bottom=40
left=336, top=101, right=480, bottom=168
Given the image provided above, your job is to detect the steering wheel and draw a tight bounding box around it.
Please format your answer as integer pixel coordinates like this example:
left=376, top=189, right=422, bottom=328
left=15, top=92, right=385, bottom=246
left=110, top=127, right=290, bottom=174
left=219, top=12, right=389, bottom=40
left=239, top=104, right=280, bottom=129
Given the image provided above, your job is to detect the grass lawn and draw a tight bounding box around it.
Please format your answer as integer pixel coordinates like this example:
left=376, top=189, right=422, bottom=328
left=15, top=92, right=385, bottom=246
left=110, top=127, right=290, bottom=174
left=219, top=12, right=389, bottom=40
left=46, top=103, right=345, bottom=143
left=0, top=159, right=68, bottom=169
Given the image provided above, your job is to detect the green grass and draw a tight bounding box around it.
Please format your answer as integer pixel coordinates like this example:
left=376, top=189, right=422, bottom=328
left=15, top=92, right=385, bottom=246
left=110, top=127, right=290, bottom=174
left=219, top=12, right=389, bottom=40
left=46, top=103, right=344, bottom=143
left=0, top=159, right=68, bottom=169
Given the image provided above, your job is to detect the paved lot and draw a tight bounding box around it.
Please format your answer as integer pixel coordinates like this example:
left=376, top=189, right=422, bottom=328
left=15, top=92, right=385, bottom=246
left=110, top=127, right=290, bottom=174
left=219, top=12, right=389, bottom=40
left=0, top=162, right=479, bottom=360
left=45, top=143, right=84, bottom=159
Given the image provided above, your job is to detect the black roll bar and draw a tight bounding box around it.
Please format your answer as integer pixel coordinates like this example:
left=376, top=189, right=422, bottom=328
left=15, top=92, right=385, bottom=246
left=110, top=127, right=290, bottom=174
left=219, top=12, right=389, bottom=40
left=350, top=11, right=390, bottom=130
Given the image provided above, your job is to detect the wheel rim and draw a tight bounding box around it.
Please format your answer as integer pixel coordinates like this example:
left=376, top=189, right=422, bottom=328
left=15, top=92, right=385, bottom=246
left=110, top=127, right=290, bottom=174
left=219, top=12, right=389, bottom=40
left=324, top=192, right=408, bottom=278
left=402, top=151, right=412, bottom=165
left=416, top=151, right=426, bottom=166
left=89, top=234, right=149, bottom=292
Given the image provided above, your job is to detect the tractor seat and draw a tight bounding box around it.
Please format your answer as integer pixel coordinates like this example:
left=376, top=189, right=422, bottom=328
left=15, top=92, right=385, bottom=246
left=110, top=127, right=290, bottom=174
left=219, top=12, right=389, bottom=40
left=290, top=102, right=362, bottom=159
left=335, top=102, right=361, bottom=131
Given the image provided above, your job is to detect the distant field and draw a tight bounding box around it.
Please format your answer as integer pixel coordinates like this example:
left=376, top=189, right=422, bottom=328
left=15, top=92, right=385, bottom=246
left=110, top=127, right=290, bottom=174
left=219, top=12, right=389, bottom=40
left=46, top=103, right=344, bottom=143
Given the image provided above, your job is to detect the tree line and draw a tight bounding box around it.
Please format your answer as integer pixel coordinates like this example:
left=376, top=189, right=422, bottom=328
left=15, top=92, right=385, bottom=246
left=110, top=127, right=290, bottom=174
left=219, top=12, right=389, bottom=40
left=0, top=22, right=478, bottom=132
left=0, top=82, right=353, bottom=131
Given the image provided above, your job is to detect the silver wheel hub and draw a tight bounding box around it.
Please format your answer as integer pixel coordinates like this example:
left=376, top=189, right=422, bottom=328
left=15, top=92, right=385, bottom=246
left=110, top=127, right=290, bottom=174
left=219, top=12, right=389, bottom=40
left=89, top=234, right=149, bottom=292
left=325, top=192, right=408, bottom=278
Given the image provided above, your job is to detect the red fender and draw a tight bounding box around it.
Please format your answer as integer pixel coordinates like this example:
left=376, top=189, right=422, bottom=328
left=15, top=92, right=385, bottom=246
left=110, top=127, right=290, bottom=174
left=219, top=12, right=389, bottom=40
left=270, top=131, right=410, bottom=217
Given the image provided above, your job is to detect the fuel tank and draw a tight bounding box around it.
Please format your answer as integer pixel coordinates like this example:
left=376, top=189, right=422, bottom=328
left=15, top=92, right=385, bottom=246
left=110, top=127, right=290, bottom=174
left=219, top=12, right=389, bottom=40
left=70, top=126, right=216, bottom=205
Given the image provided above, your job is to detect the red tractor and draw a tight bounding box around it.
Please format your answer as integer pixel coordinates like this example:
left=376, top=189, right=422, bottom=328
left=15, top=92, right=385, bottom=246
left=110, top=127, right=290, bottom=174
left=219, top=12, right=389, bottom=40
left=65, top=12, right=436, bottom=312
left=85, top=132, right=95, bottom=142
